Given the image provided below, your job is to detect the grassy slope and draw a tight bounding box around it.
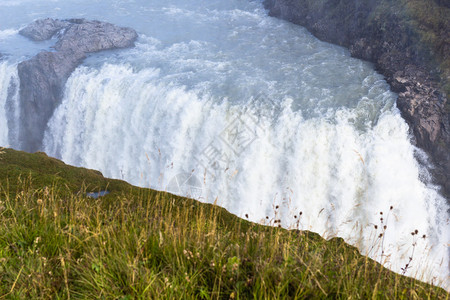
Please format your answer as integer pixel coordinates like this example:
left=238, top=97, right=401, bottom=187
left=0, top=148, right=448, bottom=299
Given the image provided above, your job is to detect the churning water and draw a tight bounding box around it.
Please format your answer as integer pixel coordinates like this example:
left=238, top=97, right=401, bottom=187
left=0, top=0, right=448, bottom=289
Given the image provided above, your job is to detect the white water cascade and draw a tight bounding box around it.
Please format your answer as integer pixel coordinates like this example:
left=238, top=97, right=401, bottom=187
left=0, top=61, right=19, bottom=147
left=0, top=0, right=448, bottom=289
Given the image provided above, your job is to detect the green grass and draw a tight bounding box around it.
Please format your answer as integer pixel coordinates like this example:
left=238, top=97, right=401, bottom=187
left=0, top=148, right=448, bottom=299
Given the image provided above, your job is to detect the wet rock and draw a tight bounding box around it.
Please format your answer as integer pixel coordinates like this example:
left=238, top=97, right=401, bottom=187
left=55, top=19, right=137, bottom=53
left=17, top=18, right=138, bottom=152
left=19, top=18, right=69, bottom=41
left=394, top=66, right=450, bottom=194
left=17, top=50, right=85, bottom=151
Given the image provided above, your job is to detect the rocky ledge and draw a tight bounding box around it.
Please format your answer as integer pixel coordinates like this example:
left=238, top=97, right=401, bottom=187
left=263, top=0, right=450, bottom=199
left=17, top=18, right=138, bottom=152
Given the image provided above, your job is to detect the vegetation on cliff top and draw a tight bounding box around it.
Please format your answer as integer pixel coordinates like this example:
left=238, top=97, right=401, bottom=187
left=376, top=0, right=450, bottom=94
left=0, top=148, right=448, bottom=299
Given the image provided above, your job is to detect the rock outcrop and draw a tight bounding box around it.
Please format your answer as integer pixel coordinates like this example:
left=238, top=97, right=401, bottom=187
left=19, top=18, right=69, bottom=41
left=17, top=18, right=138, bottom=152
left=263, top=0, right=450, bottom=199
left=55, top=19, right=137, bottom=52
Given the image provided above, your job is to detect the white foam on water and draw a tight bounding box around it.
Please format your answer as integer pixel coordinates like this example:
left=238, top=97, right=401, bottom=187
left=0, top=29, right=18, bottom=40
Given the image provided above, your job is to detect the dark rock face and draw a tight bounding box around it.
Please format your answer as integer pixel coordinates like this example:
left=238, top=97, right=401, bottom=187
left=17, top=18, right=138, bottom=152
left=17, top=50, right=85, bottom=151
left=393, top=66, right=450, bottom=195
left=435, top=0, right=450, bottom=8
left=263, top=0, right=450, bottom=199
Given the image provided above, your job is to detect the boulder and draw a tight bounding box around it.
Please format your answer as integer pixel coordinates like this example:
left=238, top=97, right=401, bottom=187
left=55, top=19, right=137, bottom=53
left=19, top=18, right=69, bottom=41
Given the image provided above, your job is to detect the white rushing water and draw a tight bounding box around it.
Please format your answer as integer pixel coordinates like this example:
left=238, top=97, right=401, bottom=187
left=0, top=0, right=448, bottom=289
left=0, top=61, right=19, bottom=147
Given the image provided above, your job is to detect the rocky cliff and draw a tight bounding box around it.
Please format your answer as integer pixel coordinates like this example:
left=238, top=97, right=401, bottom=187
left=17, top=18, right=137, bottom=152
left=263, top=0, right=450, bottom=199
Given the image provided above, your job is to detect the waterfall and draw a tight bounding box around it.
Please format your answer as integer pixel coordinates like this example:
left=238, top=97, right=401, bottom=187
left=0, top=61, right=19, bottom=147
left=43, top=62, right=449, bottom=288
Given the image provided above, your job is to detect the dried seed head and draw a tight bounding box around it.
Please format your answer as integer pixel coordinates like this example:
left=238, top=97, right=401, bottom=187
left=275, top=205, right=279, bottom=209
left=379, top=233, right=383, bottom=238
left=380, top=212, right=383, bottom=215
left=299, top=211, right=303, bottom=215
left=266, top=216, right=269, bottom=219
left=414, top=229, right=418, bottom=234
left=374, top=225, right=378, bottom=229
left=390, top=206, right=393, bottom=210
left=294, top=215, right=297, bottom=219
left=245, top=214, right=248, bottom=218
left=422, top=234, right=426, bottom=239
left=383, top=225, right=387, bottom=229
